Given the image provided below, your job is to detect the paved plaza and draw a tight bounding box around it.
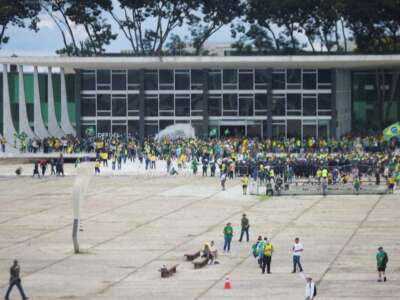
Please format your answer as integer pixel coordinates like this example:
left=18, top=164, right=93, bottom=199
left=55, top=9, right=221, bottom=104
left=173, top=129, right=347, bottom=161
left=0, top=163, right=399, bottom=300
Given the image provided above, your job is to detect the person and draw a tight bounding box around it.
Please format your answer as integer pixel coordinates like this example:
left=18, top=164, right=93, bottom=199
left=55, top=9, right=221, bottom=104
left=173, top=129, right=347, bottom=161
left=239, top=214, right=250, bottom=242
left=40, top=159, right=47, bottom=177
left=266, top=180, right=274, bottom=196
left=32, top=161, right=40, bottom=178
left=223, top=222, right=233, bottom=253
left=261, top=239, right=274, bottom=274
left=0, top=136, right=6, bottom=152
left=387, top=174, right=395, bottom=194
left=257, top=237, right=267, bottom=268
left=50, top=158, right=56, bottom=176
left=252, top=236, right=262, bottom=259
left=220, top=172, right=227, bottom=191
left=376, top=246, right=389, bottom=282
left=202, top=243, right=213, bottom=264
left=241, top=175, right=249, bottom=195
left=209, top=240, right=218, bottom=261
left=94, top=160, right=101, bottom=175
left=292, top=237, right=304, bottom=273
left=305, top=277, right=316, bottom=300
left=5, top=260, right=29, bottom=300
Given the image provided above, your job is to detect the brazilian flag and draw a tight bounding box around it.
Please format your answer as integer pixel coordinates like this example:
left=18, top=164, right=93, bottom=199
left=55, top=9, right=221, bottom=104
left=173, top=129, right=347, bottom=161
left=85, top=126, right=95, bottom=137
left=209, top=128, right=217, bottom=137
left=383, top=122, right=400, bottom=141
left=224, top=128, right=230, bottom=136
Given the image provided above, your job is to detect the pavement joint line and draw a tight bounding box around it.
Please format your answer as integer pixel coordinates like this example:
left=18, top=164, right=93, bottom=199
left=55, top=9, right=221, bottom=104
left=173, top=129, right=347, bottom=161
left=316, top=194, right=384, bottom=286
left=0, top=176, right=218, bottom=290
left=0, top=175, right=194, bottom=251
left=193, top=195, right=325, bottom=300
left=84, top=182, right=262, bottom=300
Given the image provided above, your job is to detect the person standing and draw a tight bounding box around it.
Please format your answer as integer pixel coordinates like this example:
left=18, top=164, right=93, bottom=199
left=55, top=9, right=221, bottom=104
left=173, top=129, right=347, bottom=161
left=292, top=237, right=304, bottom=273
left=241, top=175, right=249, bottom=195
left=305, top=277, right=316, bottom=300
left=261, top=239, right=274, bottom=274
left=220, top=172, right=227, bottom=191
left=223, top=222, right=233, bottom=253
left=239, top=214, right=250, bottom=242
left=32, top=161, right=40, bottom=178
left=5, top=260, right=29, bottom=300
left=376, top=246, right=389, bottom=282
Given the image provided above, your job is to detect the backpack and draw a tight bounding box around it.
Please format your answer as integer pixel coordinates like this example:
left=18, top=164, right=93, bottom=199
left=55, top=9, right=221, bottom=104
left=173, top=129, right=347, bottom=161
left=313, top=284, right=317, bottom=297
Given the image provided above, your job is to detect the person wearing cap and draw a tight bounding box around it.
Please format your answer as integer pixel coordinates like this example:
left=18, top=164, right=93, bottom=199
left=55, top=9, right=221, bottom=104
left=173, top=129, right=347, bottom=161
left=239, top=214, right=250, bottom=242
left=376, top=246, right=389, bottom=282
left=5, top=260, right=28, bottom=300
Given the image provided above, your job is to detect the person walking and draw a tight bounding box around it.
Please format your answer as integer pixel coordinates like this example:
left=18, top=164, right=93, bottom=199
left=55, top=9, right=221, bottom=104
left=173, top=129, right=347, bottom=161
left=292, top=237, right=304, bottom=273
left=5, top=260, right=29, bottom=300
left=261, top=239, right=274, bottom=274
left=239, top=214, right=250, bottom=242
left=223, top=222, right=233, bottom=253
left=220, top=172, right=227, bottom=191
left=376, top=246, right=389, bottom=282
left=32, top=161, right=40, bottom=178
left=305, top=277, right=316, bottom=300
left=241, top=175, right=249, bottom=195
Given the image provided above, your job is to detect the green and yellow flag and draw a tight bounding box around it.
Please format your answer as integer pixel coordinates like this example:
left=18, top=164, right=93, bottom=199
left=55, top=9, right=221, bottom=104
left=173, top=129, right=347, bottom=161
left=383, top=122, right=400, bottom=141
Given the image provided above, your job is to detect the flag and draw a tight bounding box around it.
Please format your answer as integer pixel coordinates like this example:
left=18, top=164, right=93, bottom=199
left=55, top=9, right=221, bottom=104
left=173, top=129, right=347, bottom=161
left=224, top=128, right=230, bottom=136
left=209, top=128, right=217, bottom=137
left=383, top=122, right=400, bottom=141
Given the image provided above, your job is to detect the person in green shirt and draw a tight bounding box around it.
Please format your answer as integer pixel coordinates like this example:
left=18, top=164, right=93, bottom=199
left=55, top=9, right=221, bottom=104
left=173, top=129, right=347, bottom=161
left=376, top=246, right=389, bottom=282
left=223, top=223, right=233, bottom=253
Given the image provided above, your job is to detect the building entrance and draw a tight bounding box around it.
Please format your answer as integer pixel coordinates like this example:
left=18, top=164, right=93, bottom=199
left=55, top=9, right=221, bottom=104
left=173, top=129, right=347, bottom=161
left=219, top=126, right=245, bottom=137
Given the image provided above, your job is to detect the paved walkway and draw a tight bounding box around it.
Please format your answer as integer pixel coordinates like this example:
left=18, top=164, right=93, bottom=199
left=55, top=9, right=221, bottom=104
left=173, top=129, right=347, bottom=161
left=0, top=169, right=398, bottom=299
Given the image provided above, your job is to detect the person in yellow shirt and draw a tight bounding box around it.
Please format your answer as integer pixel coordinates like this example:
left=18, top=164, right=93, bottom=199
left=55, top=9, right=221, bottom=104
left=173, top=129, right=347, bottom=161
left=241, top=175, right=249, bottom=195
left=94, top=160, right=101, bottom=175
left=262, top=239, right=274, bottom=274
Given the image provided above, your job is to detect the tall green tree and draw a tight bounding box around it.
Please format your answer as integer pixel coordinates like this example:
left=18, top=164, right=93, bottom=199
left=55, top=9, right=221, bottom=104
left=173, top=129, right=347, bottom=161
left=0, top=0, right=40, bottom=49
left=188, top=0, right=244, bottom=55
left=109, top=0, right=198, bottom=56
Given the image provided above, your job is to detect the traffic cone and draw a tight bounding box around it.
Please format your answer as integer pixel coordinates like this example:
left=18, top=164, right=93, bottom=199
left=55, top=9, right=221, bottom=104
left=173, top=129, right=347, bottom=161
left=224, top=276, right=232, bottom=289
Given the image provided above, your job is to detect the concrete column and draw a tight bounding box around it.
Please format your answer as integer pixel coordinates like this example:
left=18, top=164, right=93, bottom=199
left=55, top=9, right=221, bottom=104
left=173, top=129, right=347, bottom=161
left=266, top=69, right=273, bottom=138
left=18, top=65, right=35, bottom=139
left=33, top=66, right=50, bottom=138
left=47, top=67, right=64, bottom=137
left=74, top=70, right=82, bottom=138
left=202, top=69, right=209, bottom=139
left=60, top=67, right=76, bottom=136
left=2, top=64, right=18, bottom=145
left=139, top=69, right=145, bottom=141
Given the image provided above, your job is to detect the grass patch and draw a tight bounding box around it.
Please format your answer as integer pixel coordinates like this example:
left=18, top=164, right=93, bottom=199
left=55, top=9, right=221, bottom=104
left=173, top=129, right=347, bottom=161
left=257, top=194, right=271, bottom=202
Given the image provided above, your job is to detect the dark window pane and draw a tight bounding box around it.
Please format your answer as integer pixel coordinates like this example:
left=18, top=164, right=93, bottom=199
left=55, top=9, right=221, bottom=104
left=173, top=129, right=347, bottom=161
left=255, top=70, right=268, bottom=89
left=81, top=98, right=96, bottom=116
left=303, top=73, right=316, bottom=89
left=239, top=98, right=253, bottom=116
left=144, top=71, right=158, bottom=90
left=97, top=94, right=111, bottom=110
left=287, top=94, right=301, bottom=110
left=159, top=94, right=174, bottom=110
left=160, top=120, right=174, bottom=130
left=112, top=125, right=126, bottom=136
left=128, top=70, right=140, bottom=84
left=145, top=124, right=158, bottom=137
left=318, top=94, right=331, bottom=110
left=175, top=98, right=190, bottom=116
left=97, top=120, right=111, bottom=134
left=318, top=69, right=332, bottom=83
left=128, top=94, right=140, bottom=110
left=239, top=73, right=253, bottom=90
left=303, top=124, right=316, bottom=138
left=272, top=73, right=285, bottom=89
left=112, top=73, right=127, bottom=90
left=272, top=124, right=286, bottom=138
left=112, top=98, right=127, bottom=116
left=255, top=94, right=267, bottom=110
left=287, top=120, right=301, bottom=138
left=160, top=70, right=173, bottom=84
left=145, top=98, right=158, bottom=116
left=81, top=73, right=95, bottom=90
left=303, top=98, right=316, bottom=116
left=191, top=94, right=203, bottom=111
left=272, top=98, right=285, bottom=116
left=223, top=94, right=237, bottom=110
left=97, top=70, right=110, bottom=84
left=208, top=98, right=221, bottom=116
left=128, top=120, right=140, bottom=138
left=191, top=70, right=203, bottom=84
left=208, top=72, right=221, bottom=90
left=175, top=73, right=190, bottom=90
left=223, top=69, right=237, bottom=84
left=287, top=69, right=301, bottom=84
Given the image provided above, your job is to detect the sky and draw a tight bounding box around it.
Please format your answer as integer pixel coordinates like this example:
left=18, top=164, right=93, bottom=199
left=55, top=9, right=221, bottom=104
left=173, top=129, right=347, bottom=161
left=0, top=9, right=234, bottom=57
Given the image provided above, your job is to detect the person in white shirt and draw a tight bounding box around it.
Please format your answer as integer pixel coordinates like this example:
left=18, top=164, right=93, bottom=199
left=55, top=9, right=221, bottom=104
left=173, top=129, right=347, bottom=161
left=305, top=277, right=315, bottom=300
left=292, top=237, right=304, bottom=273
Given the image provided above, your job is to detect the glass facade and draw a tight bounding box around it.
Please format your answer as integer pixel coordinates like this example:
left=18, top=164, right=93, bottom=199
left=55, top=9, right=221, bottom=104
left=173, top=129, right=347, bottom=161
left=352, top=70, right=400, bottom=134
left=79, top=68, right=333, bottom=138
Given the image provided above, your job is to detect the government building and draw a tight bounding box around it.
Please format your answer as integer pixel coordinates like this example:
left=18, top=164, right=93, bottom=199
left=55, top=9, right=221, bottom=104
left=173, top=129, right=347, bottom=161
left=0, top=55, right=399, bottom=142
